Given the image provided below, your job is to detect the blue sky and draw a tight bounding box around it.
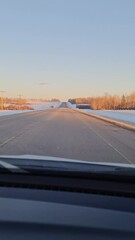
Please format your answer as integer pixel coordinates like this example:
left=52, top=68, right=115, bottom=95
left=0, top=0, right=135, bottom=100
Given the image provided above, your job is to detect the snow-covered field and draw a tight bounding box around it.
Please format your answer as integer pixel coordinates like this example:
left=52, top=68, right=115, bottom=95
left=29, top=102, right=61, bottom=111
left=67, top=103, right=135, bottom=126
left=83, top=110, right=135, bottom=126
left=0, top=102, right=61, bottom=117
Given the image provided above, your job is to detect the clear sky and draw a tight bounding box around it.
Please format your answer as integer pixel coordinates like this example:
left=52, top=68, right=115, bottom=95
left=0, top=0, right=135, bottom=101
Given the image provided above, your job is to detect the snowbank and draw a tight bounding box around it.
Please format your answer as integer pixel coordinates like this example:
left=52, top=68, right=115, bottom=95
left=83, top=110, right=135, bottom=126
left=0, top=110, right=31, bottom=117
left=67, top=103, right=135, bottom=126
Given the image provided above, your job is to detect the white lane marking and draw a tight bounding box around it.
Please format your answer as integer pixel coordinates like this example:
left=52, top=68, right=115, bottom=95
left=76, top=114, right=133, bottom=164
left=0, top=111, right=57, bottom=148
left=0, top=137, right=16, bottom=147
left=0, top=111, right=54, bottom=148
left=0, top=160, right=26, bottom=173
left=92, top=128, right=132, bottom=164
left=0, top=131, right=25, bottom=148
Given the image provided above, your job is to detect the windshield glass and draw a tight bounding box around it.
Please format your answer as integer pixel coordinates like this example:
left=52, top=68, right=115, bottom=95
left=0, top=0, right=135, bottom=166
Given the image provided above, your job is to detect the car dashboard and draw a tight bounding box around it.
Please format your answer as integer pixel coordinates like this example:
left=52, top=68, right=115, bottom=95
left=0, top=186, right=135, bottom=240
left=0, top=157, right=134, bottom=239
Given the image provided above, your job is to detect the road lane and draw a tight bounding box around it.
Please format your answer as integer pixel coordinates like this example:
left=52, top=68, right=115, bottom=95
left=0, top=107, right=135, bottom=164
left=0, top=109, right=57, bottom=144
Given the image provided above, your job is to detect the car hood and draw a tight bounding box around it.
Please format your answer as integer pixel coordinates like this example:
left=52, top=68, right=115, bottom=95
left=0, top=155, right=134, bottom=176
left=0, top=154, right=134, bottom=168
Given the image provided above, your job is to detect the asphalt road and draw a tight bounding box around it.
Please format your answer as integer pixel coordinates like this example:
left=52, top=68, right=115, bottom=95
left=0, top=105, right=135, bottom=164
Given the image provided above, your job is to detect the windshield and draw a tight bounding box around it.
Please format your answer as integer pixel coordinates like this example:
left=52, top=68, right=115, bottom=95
left=0, top=0, right=135, bottom=167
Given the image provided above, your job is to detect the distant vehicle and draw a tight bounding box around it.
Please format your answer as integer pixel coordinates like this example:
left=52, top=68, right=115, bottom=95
left=51, top=106, right=54, bottom=108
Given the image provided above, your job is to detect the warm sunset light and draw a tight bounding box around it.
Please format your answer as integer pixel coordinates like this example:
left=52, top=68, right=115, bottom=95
left=0, top=1, right=135, bottom=101
left=0, top=2, right=135, bottom=237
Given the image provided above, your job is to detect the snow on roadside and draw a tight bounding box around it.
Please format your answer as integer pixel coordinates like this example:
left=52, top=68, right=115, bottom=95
left=0, top=110, right=31, bottom=117
left=67, top=103, right=135, bottom=126
left=83, top=110, right=135, bottom=126
left=0, top=102, right=61, bottom=117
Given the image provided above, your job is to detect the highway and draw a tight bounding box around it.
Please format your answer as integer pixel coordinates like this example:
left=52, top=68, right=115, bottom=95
left=0, top=104, right=135, bottom=164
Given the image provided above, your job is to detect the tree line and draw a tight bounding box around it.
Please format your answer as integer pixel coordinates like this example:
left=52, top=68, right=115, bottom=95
left=0, top=97, right=61, bottom=110
left=68, top=92, right=135, bottom=110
